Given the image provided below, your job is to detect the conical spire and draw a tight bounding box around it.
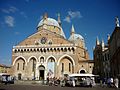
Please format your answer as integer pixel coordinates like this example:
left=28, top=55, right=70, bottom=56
left=115, top=16, right=119, bottom=27
left=58, top=13, right=61, bottom=26
left=96, top=36, right=100, bottom=45
left=101, top=39, right=104, bottom=47
left=101, top=39, right=105, bottom=51
left=107, top=34, right=110, bottom=41
left=71, top=24, right=75, bottom=35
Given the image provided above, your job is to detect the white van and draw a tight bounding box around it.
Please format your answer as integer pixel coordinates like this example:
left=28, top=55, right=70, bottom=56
left=0, top=73, right=14, bottom=84
left=66, top=73, right=96, bottom=87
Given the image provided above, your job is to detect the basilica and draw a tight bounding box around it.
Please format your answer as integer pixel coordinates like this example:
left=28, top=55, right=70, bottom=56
left=11, top=13, right=94, bottom=80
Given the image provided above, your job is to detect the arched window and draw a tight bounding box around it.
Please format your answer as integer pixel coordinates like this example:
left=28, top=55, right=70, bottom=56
left=62, top=63, right=64, bottom=72
left=69, top=63, right=71, bottom=72
left=80, top=70, right=85, bottom=73
left=40, top=57, right=44, bottom=63
left=23, top=62, right=25, bottom=70
left=17, top=63, right=19, bottom=70
left=32, top=59, right=36, bottom=72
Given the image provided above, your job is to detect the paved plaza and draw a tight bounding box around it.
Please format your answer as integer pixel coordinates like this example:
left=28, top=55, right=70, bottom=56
left=0, top=84, right=118, bottom=90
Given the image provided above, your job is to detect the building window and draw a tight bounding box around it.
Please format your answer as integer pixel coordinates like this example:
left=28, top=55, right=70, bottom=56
left=69, top=63, right=71, bottom=72
left=23, top=63, right=25, bottom=70
left=32, top=60, right=36, bottom=72
left=40, top=57, right=44, bottom=63
left=62, top=63, right=64, bottom=72
left=17, top=63, right=19, bottom=70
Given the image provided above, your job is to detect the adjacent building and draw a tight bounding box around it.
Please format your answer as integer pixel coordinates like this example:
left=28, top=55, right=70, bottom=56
left=93, top=17, right=120, bottom=78
left=93, top=37, right=110, bottom=78
left=11, top=13, right=94, bottom=80
left=109, top=17, right=120, bottom=77
left=0, top=64, right=11, bottom=74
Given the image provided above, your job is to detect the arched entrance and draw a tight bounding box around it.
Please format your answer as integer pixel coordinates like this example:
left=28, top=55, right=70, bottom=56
left=18, top=73, right=22, bottom=80
left=47, top=57, right=56, bottom=78
left=28, top=57, right=37, bottom=80
left=80, top=70, right=86, bottom=73
left=59, top=56, right=74, bottom=76
left=38, top=65, right=45, bottom=80
left=14, top=57, right=26, bottom=80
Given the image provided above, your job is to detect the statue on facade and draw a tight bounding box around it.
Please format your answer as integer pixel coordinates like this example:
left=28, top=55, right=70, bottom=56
left=115, top=16, right=119, bottom=27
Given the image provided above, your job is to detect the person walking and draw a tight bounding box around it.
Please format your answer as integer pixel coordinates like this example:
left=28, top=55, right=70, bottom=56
left=72, top=78, right=75, bottom=87
left=110, top=77, right=114, bottom=87
left=114, top=77, right=119, bottom=88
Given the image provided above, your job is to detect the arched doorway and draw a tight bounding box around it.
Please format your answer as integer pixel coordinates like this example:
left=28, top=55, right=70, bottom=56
left=59, top=56, right=74, bottom=76
left=18, top=73, right=22, bottom=80
left=80, top=70, right=86, bottom=73
left=28, top=57, right=37, bottom=80
left=47, top=57, right=56, bottom=78
left=14, top=57, right=26, bottom=80
left=38, top=65, right=45, bottom=80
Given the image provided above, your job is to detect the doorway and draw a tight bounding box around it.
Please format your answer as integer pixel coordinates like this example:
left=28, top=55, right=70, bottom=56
left=39, top=70, right=44, bottom=80
left=18, top=73, right=22, bottom=80
left=39, top=65, right=45, bottom=80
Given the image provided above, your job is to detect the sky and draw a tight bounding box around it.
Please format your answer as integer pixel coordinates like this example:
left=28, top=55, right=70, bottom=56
left=0, top=0, right=120, bottom=65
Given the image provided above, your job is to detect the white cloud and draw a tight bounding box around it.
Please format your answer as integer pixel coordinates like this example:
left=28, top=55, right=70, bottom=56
left=15, top=32, right=20, bottom=35
left=20, top=12, right=28, bottom=18
left=9, top=6, right=18, bottom=13
left=63, top=16, right=71, bottom=23
left=1, top=9, right=10, bottom=13
left=5, top=16, right=15, bottom=27
left=64, top=10, right=82, bottom=23
left=1, top=6, right=18, bottom=14
left=68, top=11, right=82, bottom=18
left=1, top=6, right=28, bottom=19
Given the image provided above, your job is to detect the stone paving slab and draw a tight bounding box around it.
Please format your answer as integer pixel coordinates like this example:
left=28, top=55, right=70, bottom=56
left=0, top=84, right=118, bottom=90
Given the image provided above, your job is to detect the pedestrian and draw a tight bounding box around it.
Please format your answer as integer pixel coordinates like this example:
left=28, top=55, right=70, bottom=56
left=72, top=78, right=75, bottom=87
left=114, top=77, right=119, bottom=88
left=47, top=77, right=49, bottom=85
left=110, top=77, right=114, bottom=87
left=102, top=78, right=106, bottom=87
left=107, top=78, right=111, bottom=87
left=91, top=78, right=96, bottom=87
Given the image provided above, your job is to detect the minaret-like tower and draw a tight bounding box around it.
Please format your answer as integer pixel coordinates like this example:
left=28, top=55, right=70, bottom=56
left=71, top=24, right=75, bottom=36
left=115, top=16, right=119, bottom=27
left=58, top=13, right=61, bottom=26
left=107, top=34, right=110, bottom=45
left=43, top=13, right=48, bottom=19
left=96, top=36, right=100, bottom=45
left=101, top=39, right=105, bottom=51
left=42, top=13, right=48, bottom=29
left=107, top=34, right=110, bottom=41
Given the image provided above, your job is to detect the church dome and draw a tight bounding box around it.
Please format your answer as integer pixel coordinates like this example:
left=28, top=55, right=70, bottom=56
left=37, top=13, right=66, bottom=38
left=69, top=33, right=84, bottom=41
left=37, top=18, right=60, bottom=28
